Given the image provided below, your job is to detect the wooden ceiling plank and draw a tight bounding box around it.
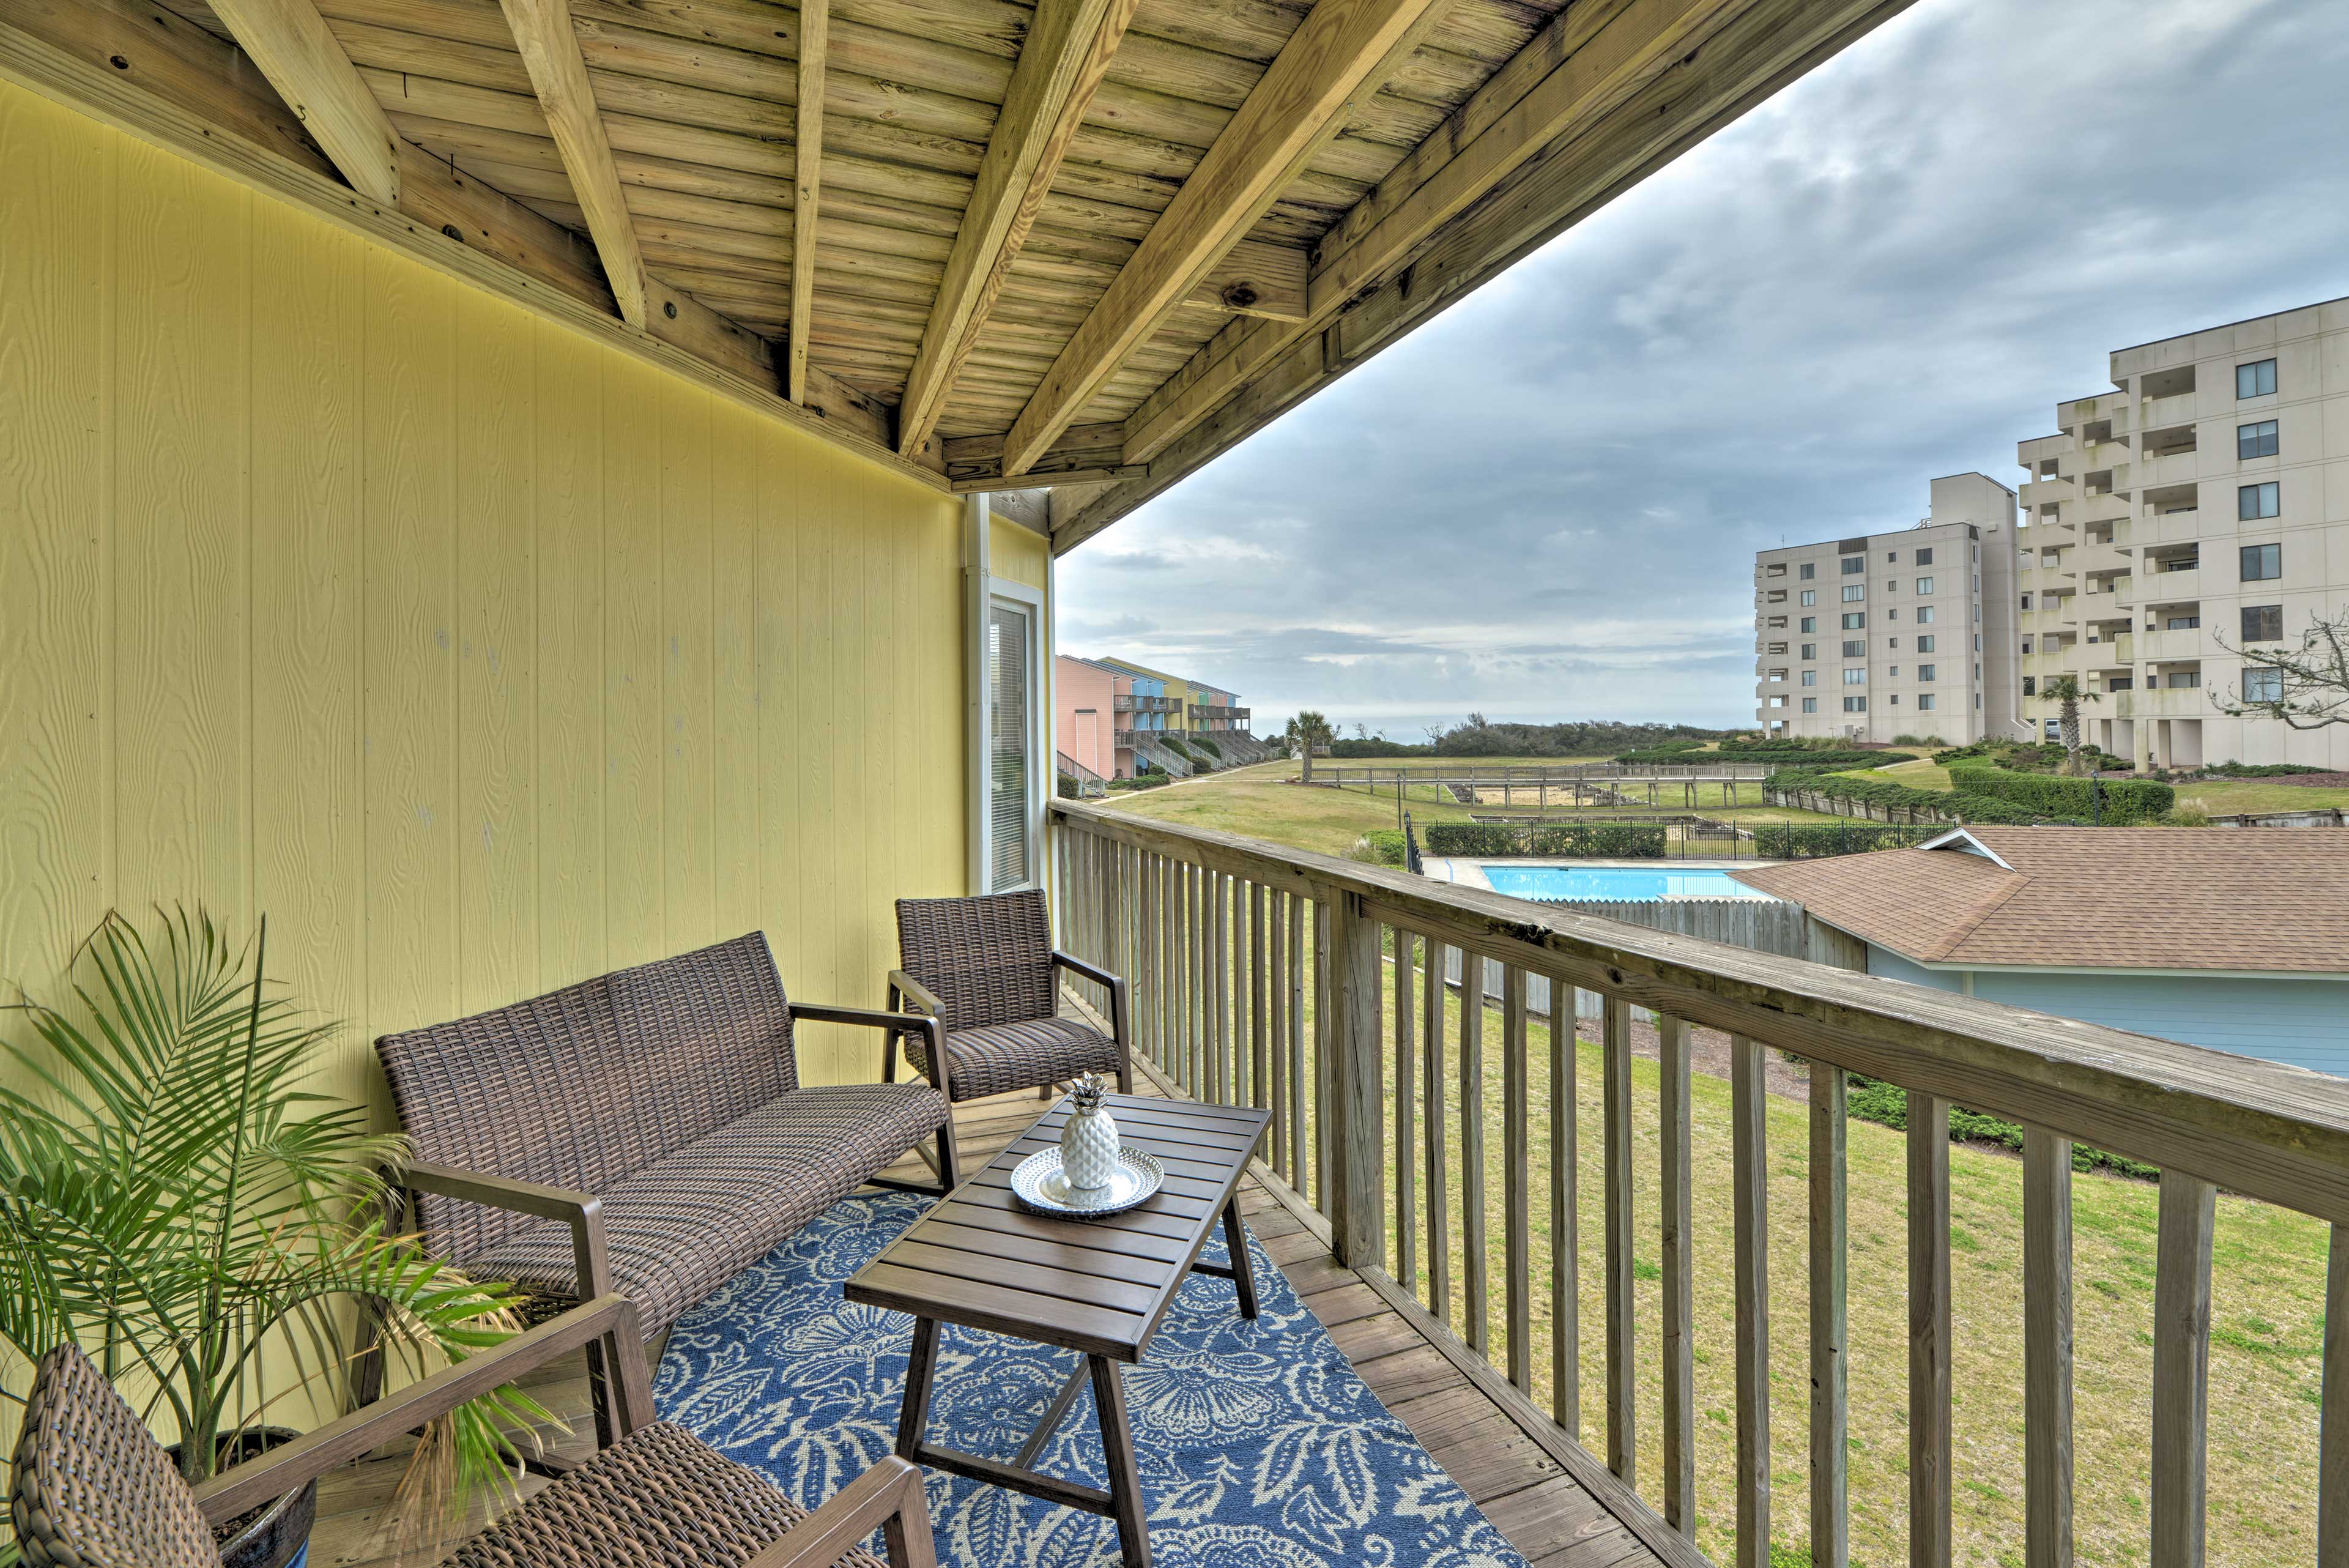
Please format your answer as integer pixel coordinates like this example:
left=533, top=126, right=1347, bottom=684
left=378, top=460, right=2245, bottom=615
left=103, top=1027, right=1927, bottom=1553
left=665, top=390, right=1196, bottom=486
left=896, top=0, right=1144, bottom=458
left=0, top=0, right=928, bottom=483
left=497, top=0, right=650, bottom=327
left=999, top=0, right=1447, bottom=477
left=788, top=0, right=831, bottom=405
left=207, top=0, right=401, bottom=201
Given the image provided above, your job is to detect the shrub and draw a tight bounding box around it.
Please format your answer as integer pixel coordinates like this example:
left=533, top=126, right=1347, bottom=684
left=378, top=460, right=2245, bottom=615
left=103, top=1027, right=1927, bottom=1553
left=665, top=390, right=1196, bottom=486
left=1891, top=734, right=1948, bottom=747
left=1763, top=765, right=2063, bottom=826
left=1192, top=736, right=1223, bottom=760
left=2199, top=760, right=2323, bottom=778
left=1745, top=820, right=1936, bottom=857
left=2161, top=804, right=2210, bottom=827
left=1348, top=829, right=1408, bottom=866
left=1844, top=1078, right=2157, bottom=1180
left=1621, top=745, right=1891, bottom=770
left=1419, top=822, right=1667, bottom=858
left=1107, top=774, right=1170, bottom=792
left=1946, top=764, right=2173, bottom=824
left=1330, top=738, right=1433, bottom=758
left=1934, top=739, right=2128, bottom=775
left=1056, top=774, right=1080, bottom=799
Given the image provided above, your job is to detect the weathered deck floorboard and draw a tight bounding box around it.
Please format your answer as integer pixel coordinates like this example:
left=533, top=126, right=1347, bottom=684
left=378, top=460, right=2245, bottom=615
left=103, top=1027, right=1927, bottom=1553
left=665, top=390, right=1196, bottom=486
left=312, top=1080, right=1663, bottom=1568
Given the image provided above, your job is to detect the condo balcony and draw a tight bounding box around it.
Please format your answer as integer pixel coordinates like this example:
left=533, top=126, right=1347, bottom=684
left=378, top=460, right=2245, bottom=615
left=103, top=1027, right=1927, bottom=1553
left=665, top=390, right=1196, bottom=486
left=2115, top=682, right=2209, bottom=719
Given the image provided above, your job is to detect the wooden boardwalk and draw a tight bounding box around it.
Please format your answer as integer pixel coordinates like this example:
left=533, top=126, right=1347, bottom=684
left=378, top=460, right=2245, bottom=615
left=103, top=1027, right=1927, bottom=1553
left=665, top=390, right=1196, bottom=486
left=311, top=1082, right=1663, bottom=1568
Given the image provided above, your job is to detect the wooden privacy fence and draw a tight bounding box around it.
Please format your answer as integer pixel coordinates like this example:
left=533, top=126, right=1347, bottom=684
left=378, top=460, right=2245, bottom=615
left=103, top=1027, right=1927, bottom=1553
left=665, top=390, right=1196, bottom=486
left=1050, top=798, right=2349, bottom=1568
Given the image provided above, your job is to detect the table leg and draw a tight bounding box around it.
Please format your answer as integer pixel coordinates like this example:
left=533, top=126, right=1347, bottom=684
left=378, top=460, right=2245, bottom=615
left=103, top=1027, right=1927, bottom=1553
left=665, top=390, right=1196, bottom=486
left=896, top=1317, right=941, bottom=1458
left=1222, top=1198, right=1260, bottom=1320
left=1089, top=1354, right=1151, bottom=1568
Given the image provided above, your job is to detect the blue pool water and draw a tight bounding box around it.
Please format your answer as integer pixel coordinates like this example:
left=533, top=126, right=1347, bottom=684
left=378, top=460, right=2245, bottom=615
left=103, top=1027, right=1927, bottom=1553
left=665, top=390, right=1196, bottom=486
left=1479, top=865, right=1776, bottom=902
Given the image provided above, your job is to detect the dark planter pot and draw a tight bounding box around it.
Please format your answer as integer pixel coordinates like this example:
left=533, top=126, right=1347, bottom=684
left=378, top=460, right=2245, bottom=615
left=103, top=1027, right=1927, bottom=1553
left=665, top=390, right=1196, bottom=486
left=167, top=1430, right=318, bottom=1568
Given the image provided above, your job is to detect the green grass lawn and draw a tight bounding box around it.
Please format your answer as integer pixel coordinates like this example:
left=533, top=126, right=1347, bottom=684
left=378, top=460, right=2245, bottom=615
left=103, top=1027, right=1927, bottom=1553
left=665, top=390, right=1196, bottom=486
left=1169, top=953, right=2327, bottom=1568
left=1856, top=758, right=2349, bottom=818
left=1097, top=762, right=1842, bottom=860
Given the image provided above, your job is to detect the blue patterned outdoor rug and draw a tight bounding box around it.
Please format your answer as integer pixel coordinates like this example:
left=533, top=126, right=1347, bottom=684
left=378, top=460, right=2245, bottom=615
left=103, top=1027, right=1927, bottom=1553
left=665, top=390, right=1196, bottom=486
left=653, top=1191, right=1531, bottom=1567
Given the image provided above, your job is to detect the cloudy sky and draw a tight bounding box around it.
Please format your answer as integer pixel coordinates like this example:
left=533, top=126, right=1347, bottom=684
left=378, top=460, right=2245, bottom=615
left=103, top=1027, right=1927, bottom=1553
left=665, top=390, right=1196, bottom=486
left=1056, top=0, right=2349, bottom=740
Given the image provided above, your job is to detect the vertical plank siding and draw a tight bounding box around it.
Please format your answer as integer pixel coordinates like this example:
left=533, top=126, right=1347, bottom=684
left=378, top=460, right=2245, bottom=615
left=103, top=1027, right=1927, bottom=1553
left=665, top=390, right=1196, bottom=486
left=0, top=80, right=973, bottom=1105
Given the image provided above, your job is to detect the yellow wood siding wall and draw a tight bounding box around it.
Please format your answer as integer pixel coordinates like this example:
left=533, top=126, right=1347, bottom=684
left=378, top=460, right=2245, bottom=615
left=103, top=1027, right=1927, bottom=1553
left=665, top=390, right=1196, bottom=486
left=0, top=79, right=998, bottom=1104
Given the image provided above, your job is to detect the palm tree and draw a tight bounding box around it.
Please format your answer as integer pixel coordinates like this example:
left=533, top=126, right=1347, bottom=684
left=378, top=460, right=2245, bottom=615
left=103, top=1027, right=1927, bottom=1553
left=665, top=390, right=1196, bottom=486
left=2039, top=675, right=2099, bottom=773
left=1286, top=710, right=1335, bottom=782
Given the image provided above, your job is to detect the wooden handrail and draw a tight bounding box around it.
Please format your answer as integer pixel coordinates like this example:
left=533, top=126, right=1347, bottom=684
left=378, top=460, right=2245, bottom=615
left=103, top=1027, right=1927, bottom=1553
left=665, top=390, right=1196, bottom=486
left=1050, top=798, right=2349, bottom=1568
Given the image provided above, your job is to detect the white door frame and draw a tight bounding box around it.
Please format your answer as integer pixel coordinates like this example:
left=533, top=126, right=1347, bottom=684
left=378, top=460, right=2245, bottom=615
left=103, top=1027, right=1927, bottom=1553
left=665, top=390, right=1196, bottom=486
left=964, top=496, right=1052, bottom=893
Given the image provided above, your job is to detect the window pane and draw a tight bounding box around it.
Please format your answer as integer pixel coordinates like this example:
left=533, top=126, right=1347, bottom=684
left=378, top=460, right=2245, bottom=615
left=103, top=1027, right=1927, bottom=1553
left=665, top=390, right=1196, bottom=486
left=2240, top=543, right=2280, bottom=581
left=1842, top=584, right=1865, bottom=601
left=1915, top=548, right=1932, bottom=565
left=1842, top=557, right=1865, bottom=574
left=987, top=603, right=1031, bottom=891
left=2238, top=481, right=2279, bottom=520
left=2238, top=420, right=2279, bottom=459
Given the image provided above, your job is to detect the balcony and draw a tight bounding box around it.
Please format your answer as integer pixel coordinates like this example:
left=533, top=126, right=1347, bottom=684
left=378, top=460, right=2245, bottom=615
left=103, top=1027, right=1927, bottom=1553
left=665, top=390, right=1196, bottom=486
left=2138, top=626, right=2206, bottom=661
left=1048, top=801, right=2349, bottom=1568
left=2116, top=685, right=2209, bottom=719
left=2127, top=565, right=2200, bottom=605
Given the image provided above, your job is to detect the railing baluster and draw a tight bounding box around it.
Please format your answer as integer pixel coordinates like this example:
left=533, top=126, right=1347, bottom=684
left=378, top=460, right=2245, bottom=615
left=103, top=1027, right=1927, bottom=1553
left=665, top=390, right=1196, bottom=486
left=1504, top=965, right=1531, bottom=1392
left=1910, top=1092, right=1952, bottom=1568
left=1250, top=882, right=1269, bottom=1113
left=1602, top=994, right=1635, bottom=1481
left=2323, top=1225, right=2349, bottom=1566
left=1661, top=1013, right=1696, bottom=1534
left=1287, top=892, right=1306, bottom=1191
left=1811, top=1061, right=1850, bottom=1568
left=1209, top=871, right=1229, bottom=1103
left=1425, top=939, right=1452, bottom=1328
left=1267, top=888, right=1288, bottom=1180
left=1329, top=895, right=1384, bottom=1268
left=2024, top=1126, right=2074, bottom=1568
left=1315, top=897, right=1334, bottom=1209
left=1731, top=1035, right=1771, bottom=1568
left=1179, top=861, right=1197, bottom=1093
left=1396, top=929, right=1418, bottom=1295
left=1143, top=852, right=1163, bottom=1068
left=1549, top=976, right=1578, bottom=1437
left=2151, top=1169, right=2216, bottom=1568
left=1461, top=958, right=1490, bottom=1356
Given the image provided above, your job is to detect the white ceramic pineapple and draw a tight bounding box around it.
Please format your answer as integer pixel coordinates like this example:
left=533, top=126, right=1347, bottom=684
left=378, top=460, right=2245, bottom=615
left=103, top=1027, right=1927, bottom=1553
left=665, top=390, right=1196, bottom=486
left=1058, top=1074, right=1121, bottom=1191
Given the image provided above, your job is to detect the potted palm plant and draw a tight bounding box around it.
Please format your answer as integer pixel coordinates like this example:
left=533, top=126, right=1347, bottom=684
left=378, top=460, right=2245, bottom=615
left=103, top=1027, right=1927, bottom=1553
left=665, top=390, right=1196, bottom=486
left=1, top=908, right=547, bottom=1567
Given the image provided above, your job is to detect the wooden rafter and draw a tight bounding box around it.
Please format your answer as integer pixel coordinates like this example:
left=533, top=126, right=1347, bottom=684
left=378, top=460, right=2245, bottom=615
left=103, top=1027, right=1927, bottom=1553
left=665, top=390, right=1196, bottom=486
left=998, top=0, right=1448, bottom=477
left=1118, top=0, right=1737, bottom=471
left=206, top=0, right=399, bottom=203
left=788, top=0, right=830, bottom=406
left=1055, top=0, right=1913, bottom=548
left=497, top=0, right=648, bottom=328
left=895, top=0, right=1143, bottom=459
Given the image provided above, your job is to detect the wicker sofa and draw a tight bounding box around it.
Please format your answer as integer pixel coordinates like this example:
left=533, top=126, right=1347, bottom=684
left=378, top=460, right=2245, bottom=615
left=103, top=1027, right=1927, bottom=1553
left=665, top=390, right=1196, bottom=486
left=376, top=931, right=954, bottom=1339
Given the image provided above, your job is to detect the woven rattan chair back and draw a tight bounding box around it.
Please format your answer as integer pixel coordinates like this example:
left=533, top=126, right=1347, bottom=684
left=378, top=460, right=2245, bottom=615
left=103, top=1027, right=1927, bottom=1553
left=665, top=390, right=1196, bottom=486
left=895, top=890, right=1057, bottom=1031
left=377, top=931, right=799, bottom=1261
left=12, top=1344, right=218, bottom=1568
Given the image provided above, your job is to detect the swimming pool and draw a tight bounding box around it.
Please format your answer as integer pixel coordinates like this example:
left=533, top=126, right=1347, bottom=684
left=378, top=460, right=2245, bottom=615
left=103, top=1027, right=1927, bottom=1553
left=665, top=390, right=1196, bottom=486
left=1477, top=865, right=1776, bottom=902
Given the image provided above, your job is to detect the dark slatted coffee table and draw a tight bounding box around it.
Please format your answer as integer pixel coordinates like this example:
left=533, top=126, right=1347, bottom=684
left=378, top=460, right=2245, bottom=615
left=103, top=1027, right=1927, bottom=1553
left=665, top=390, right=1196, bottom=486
left=845, top=1093, right=1273, bottom=1568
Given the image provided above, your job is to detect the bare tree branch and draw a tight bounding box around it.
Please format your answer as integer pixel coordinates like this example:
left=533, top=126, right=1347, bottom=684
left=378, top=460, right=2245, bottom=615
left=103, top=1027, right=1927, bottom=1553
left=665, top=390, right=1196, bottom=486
left=2213, top=606, right=2349, bottom=730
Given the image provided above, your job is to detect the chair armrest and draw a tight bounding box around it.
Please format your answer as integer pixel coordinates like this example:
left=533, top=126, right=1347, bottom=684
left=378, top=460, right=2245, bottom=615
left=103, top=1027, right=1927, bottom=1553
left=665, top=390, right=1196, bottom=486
left=887, top=968, right=947, bottom=1020
left=797, top=999, right=952, bottom=1101
left=743, top=1454, right=937, bottom=1568
left=1052, top=951, right=1130, bottom=1056
left=401, top=1160, right=612, bottom=1302
left=191, top=1295, right=652, bottom=1526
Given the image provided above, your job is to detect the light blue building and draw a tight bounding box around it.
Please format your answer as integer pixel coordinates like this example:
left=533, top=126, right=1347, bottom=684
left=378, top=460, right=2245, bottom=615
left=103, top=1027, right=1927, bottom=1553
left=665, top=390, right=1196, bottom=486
left=1734, top=826, right=2349, bottom=1078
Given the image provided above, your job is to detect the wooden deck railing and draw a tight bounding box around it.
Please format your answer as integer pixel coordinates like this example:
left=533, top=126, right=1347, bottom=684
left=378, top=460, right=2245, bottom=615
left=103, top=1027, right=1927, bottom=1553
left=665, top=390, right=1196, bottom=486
left=1049, top=798, right=2349, bottom=1568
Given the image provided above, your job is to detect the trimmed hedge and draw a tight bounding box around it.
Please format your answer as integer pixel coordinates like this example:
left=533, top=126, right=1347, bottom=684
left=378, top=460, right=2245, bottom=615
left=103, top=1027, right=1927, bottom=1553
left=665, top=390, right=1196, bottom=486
left=2200, top=760, right=2323, bottom=778
left=1745, top=821, right=1934, bottom=857
left=1946, top=764, right=2173, bottom=823
left=1934, top=739, right=2128, bottom=774
left=1421, top=822, right=1669, bottom=858
left=1764, top=765, right=2068, bottom=825
left=1106, top=775, right=1170, bottom=792
left=1845, top=1079, right=2156, bottom=1181
left=1349, top=828, right=1408, bottom=866
left=1616, top=744, right=1897, bottom=770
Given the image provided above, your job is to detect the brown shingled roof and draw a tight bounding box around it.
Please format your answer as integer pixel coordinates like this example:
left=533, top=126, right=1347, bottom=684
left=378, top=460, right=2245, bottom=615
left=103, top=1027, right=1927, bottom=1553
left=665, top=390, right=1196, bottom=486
left=1730, top=827, right=2349, bottom=973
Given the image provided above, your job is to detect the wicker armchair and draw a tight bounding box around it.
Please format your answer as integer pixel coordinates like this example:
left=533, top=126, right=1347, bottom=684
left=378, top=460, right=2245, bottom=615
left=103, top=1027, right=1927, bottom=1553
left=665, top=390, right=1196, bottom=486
left=888, top=890, right=1130, bottom=1109
left=9, top=1296, right=936, bottom=1568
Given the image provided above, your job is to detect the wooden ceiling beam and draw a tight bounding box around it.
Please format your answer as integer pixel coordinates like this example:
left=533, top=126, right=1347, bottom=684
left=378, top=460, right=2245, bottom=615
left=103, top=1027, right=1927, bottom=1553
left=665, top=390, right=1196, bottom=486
left=787, top=0, right=829, bottom=404
left=496, top=0, right=648, bottom=327
left=895, top=0, right=1143, bottom=460
left=1118, top=0, right=1742, bottom=470
left=206, top=0, right=400, bottom=203
left=997, top=0, right=1449, bottom=477
left=1058, top=0, right=1912, bottom=550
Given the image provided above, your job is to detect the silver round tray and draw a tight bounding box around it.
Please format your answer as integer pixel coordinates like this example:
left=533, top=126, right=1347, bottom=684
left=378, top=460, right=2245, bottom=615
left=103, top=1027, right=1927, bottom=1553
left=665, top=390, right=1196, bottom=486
left=1010, top=1146, right=1165, bottom=1217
